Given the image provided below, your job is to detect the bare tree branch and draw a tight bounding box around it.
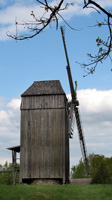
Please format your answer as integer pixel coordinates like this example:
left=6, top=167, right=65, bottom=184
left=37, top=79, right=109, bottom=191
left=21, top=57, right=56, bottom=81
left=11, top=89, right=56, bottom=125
left=7, top=0, right=64, bottom=40
left=84, top=0, right=112, bottom=18
left=81, top=0, right=112, bottom=76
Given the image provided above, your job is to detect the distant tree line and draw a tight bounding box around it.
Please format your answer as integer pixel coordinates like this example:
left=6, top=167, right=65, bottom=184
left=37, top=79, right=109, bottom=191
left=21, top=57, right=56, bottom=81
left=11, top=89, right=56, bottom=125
left=0, top=161, right=19, bottom=185
left=71, top=154, right=112, bottom=184
left=1, top=154, right=112, bottom=184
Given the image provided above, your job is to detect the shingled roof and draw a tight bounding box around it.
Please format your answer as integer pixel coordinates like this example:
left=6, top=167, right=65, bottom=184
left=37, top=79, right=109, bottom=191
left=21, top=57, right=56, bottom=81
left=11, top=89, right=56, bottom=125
left=21, top=80, right=65, bottom=97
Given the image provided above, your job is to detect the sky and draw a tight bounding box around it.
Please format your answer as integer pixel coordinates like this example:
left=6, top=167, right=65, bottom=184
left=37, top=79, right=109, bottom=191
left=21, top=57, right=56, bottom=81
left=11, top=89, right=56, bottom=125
left=0, top=0, right=112, bottom=169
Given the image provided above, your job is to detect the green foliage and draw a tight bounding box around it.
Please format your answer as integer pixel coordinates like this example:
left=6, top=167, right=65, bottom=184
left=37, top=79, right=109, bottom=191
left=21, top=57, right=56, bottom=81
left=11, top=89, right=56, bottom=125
left=71, top=154, right=112, bottom=184
left=71, top=158, right=88, bottom=178
left=0, top=161, right=12, bottom=185
left=88, top=154, right=105, bottom=176
left=91, top=163, right=111, bottom=184
left=0, top=161, right=20, bottom=185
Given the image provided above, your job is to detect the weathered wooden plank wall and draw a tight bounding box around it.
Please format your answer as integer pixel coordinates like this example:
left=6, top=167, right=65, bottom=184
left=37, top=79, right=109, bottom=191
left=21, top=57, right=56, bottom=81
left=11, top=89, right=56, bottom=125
left=20, top=94, right=69, bottom=184
left=20, top=95, right=66, bottom=109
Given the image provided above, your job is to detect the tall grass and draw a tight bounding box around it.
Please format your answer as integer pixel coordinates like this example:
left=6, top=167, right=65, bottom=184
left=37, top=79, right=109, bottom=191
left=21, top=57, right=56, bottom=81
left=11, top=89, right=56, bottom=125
left=0, top=184, right=112, bottom=200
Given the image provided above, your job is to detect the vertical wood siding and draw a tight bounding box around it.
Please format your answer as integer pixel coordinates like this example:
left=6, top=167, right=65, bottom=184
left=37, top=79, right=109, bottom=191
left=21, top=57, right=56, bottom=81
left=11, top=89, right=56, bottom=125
left=20, top=95, right=69, bottom=183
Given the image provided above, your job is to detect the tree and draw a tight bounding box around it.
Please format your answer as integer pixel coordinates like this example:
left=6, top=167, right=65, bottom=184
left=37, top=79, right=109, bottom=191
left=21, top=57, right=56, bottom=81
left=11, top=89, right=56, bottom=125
left=88, top=153, right=106, bottom=177
left=105, top=157, right=112, bottom=181
left=71, top=154, right=112, bottom=184
left=91, top=162, right=111, bottom=184
left=0, top=162, right=13, bottom=185
left=0, top=162, right=20, bottom=185
left=71, top=158, right=89, bottom=178
left=7, top=0, right=112, bottom=76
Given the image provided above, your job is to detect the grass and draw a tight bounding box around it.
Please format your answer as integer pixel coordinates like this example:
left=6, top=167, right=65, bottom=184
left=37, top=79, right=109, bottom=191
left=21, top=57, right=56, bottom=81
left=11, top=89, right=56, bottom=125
left=0, top=184, right=112, bottom=200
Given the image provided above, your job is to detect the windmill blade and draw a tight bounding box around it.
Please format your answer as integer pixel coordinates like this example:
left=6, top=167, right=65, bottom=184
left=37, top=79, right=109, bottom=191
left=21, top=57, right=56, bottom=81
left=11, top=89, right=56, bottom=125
left=74, top=106, right=89, bottom=175
left=68, top=103, right=75, bottom=138
left=60, top=26, right=89, bottom=175
left=60, top=26, right=76, bottom=103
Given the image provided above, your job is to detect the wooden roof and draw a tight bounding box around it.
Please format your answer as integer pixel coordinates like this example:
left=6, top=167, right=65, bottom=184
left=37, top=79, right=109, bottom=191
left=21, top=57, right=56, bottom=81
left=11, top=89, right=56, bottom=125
left=7, top=145, right=20, bottom=153
left=21, top=80, right=65, bottom=97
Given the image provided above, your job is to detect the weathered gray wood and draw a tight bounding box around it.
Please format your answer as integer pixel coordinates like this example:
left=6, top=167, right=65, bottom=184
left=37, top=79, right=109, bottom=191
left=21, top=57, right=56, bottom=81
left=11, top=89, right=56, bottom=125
left=21, top=95, right=66, bottom=110
left=20, top=81, right=69, bottom=184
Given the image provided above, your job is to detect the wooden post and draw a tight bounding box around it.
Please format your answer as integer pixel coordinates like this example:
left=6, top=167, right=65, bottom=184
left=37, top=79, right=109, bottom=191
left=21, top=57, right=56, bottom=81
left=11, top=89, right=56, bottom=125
left=7, top=146, right=20, bottom=185
left=12, top=150, right=16, bottom=185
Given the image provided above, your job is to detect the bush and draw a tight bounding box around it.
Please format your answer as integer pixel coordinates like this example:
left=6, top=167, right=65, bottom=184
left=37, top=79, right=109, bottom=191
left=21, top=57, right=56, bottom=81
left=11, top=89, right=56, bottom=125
left=91, top=163, right=111, bottom=184
left=0, top=161, right=20, bottom=185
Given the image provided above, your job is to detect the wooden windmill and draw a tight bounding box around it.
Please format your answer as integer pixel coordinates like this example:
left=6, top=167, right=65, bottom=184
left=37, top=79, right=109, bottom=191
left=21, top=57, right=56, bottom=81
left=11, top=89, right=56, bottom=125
left=60, top=26, right=89, bottom=175
left=20, top=80, right=69, bottom=184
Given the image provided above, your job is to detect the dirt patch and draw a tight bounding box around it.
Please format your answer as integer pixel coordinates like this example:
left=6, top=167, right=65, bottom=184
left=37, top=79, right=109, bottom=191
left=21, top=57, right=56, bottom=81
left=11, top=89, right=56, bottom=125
left=31, top=179, right=61, bottom=185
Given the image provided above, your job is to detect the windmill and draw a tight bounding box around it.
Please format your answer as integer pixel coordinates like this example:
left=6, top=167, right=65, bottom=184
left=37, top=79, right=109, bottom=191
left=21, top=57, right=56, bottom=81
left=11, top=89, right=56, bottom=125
left=60, top=26, right=89, bottom=175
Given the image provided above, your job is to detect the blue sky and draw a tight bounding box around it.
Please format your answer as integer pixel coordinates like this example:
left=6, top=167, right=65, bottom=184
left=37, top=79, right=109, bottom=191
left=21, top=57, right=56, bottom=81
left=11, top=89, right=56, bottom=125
left=0, top=0, right=112, bottom=168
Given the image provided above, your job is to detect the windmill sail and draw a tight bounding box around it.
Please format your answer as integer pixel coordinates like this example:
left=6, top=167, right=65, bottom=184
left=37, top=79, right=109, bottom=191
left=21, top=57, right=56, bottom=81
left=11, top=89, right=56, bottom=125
left=60, top=26, right=89, bottom=175
left=68, top=103, right=75, bottom=138
left=74, top=105, right=89, bottom=174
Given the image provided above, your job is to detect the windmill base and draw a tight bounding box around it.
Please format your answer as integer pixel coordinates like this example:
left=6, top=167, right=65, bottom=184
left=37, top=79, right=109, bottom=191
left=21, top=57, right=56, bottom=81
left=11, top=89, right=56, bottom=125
left=21, top=178, right=66, bottom=185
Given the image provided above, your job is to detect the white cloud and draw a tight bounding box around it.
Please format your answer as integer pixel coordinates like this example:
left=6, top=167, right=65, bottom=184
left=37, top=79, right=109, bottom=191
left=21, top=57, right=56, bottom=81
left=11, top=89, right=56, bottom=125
left=0, top=110, right=10, bottom=124
left=7, top=98, right=21, bottom=110
left=0, top=4, right=38, bottom=24
left=78, top=89, right=112, bottom=113
left=0, top=97, right=20, bottom=165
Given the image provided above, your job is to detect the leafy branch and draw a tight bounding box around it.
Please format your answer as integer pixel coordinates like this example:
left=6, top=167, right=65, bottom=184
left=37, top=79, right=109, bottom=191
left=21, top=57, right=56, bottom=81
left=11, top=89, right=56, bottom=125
left=81, top=0, right=112, bottom=76
left=7, top=0, right=76, bottom=40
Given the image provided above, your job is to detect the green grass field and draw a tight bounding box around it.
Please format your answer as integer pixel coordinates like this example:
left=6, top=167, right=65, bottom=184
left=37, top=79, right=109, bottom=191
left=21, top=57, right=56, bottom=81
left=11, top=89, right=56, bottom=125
left=0, top=184, right=112, bottom=200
